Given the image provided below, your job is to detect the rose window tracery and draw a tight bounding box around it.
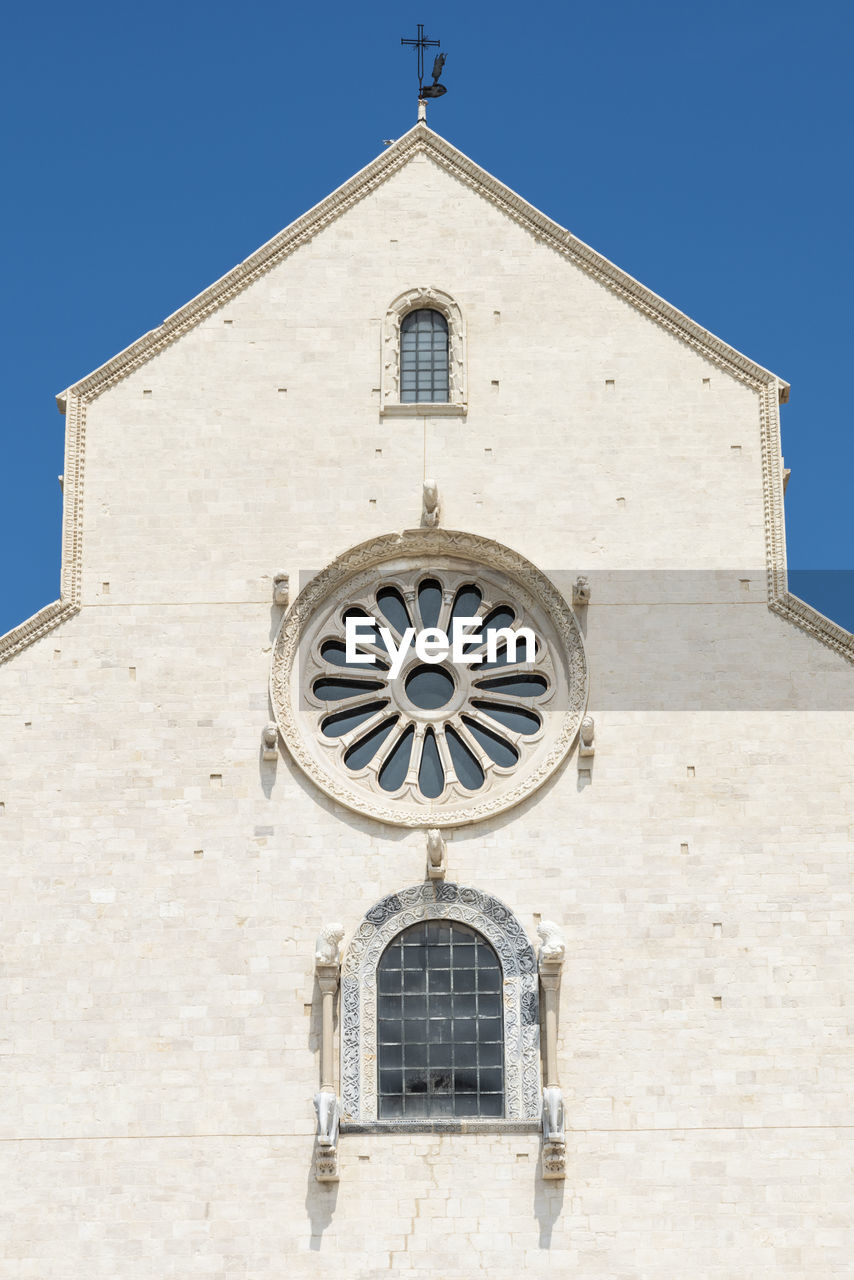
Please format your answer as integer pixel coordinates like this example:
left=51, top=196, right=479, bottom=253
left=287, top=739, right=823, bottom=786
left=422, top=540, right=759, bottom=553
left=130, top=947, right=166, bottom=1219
left=312, top=570, right=550, bottom=799
left=270, top=531, right=588, bottom=827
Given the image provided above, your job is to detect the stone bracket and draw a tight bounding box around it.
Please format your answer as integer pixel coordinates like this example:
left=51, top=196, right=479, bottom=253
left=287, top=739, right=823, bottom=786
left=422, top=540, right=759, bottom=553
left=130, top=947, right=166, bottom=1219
left=542, top=1137, right=567, bottom=1180
left=426, top=827, right=447, bottom=880
left=261, top=722, right=278, bottom=762
left=578, top=714, right=594, bottom=758
left=572, top=575, right=590, bottom=607
left=273, top=572, right=289, bottom=607
left=538, top=924, right=566, bottom=1181
left=314, top=927, right=343, bottom=1183
left=422, top=479, right=440, bottom=528
left=313, top=1088, right=341, bottom=1183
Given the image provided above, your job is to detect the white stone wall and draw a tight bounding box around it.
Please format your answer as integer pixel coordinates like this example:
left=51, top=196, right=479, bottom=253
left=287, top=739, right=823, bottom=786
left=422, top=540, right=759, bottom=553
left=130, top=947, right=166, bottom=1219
left=1, top=146, right=852, bottom=1277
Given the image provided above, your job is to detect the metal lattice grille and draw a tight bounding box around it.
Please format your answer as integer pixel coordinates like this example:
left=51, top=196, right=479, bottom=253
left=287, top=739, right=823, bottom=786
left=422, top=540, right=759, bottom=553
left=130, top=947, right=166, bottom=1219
left=377, top=920, right=505, bottom=1119
left=400, top=308, right=449, bottom=403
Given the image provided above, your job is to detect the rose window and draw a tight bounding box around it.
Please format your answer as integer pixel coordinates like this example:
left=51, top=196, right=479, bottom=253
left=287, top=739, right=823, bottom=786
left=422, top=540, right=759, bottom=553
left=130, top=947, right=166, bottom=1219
left=312, top=571, right=550, bottom=797
left=270, top=531, right=588, bottom=828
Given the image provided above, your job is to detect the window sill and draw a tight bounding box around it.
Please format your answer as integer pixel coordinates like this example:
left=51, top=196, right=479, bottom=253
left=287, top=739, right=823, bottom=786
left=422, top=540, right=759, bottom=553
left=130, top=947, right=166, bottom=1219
left=380, top=402, right=467, bottom=418
left=341, top=1119, right=541, bottom=1135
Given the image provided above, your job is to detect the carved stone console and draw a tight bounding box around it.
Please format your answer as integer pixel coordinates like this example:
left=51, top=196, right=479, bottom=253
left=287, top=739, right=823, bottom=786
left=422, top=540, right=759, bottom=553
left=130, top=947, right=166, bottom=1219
left=261, top=722, right=279, bottom=762
left=421, top=478, right=441, bottom=527
left=313, top=1089, right=340, bottom=1182
left=572, top=575, right=590, bottom=607
left=314, top=924, right=344, bottom=1182
left=426, top=827, right=447, bottom=880
left=579, top=715, right=595, bottom=759
left=538, top=922, right=567, bottom=1180
left=273, top=572, right=289, bottom=607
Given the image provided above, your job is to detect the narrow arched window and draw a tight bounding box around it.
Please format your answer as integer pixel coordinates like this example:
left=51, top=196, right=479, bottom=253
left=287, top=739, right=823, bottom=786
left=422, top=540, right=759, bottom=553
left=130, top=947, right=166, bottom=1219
left=377, top=920, right=504, bottom=1119
left=400, top=309, right=449, bottom=403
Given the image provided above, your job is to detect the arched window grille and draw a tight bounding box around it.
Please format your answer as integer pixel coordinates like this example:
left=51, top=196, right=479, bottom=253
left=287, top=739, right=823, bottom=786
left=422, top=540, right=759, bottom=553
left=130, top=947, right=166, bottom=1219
left=377, top=920, right=505, bottom=1119
left=400, top=308, right=449, bottom=403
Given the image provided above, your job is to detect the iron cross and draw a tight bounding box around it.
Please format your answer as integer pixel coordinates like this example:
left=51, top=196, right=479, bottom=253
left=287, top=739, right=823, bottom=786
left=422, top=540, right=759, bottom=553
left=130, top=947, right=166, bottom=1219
left=401, top=23, right=440, bottom=96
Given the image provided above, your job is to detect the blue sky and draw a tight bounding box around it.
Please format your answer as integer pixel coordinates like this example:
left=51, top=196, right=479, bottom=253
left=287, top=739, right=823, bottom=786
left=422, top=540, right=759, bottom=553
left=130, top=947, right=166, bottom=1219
left=1, top=0, right=852, bottom=635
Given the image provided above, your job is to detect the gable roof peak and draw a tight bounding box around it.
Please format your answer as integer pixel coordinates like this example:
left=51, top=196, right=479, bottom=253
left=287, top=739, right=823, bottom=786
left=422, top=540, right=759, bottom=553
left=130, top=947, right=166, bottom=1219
left=56, top=120, right=787, bottom=410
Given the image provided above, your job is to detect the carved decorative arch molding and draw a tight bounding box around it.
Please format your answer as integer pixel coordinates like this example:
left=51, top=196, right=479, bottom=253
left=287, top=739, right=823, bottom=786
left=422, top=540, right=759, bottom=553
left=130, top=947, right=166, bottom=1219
left=340, top=881, right=541, bottom=1123
left=381, top=286, right=466, bottom=409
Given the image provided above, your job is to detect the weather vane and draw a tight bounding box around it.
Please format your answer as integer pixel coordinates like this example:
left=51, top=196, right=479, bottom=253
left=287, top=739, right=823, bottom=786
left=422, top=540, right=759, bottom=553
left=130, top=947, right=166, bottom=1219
left=401, top=23, right=447, bottom=100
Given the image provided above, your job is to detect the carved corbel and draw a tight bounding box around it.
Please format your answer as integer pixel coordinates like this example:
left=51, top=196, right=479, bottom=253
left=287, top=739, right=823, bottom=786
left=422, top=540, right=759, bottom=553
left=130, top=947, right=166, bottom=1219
left=426, top=827, right=447, bottom=880
left=572, top=575, right=590, bottom=607
left=262, top=722, right=279, bottom=762
left=314, top=924, right=344, bottom=1182
left=579, top=715, right=595, bottom=759
left=422, top=479, right=440, bottom=527
left=313, top=1089, right=340, bottom=1182
left=273, top=572, right=289, bottom=607
left=537, top=921, right=567, bottom=1180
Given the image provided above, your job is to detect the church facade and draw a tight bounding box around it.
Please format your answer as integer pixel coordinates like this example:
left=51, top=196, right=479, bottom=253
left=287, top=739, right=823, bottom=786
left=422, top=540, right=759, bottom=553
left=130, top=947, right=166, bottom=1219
left=1, top=123, right=853, bottom=1277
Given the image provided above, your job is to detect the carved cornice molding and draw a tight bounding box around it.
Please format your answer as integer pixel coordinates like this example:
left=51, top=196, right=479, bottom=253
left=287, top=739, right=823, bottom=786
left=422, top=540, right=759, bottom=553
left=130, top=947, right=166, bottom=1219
left=0, top=599, right=78, bottom=666
left=63, top=134, right=436, bottom=405
left=769, top=593, right=854, bottom=664
left=757, top=382, right=854, bottom=665
left=0, top=394, right=85, bottom=666
left=61, top=125, right=789, bottom=408
left=404, top=142, right=848, bottom=660
left=2, top=128, right=849, bottom=670
left=419, top=131, right=790, bottom=401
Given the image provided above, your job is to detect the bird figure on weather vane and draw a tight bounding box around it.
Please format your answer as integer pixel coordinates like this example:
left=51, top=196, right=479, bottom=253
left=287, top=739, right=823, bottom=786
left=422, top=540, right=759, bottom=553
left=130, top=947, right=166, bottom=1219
left=401, top=24, right=448, bottom=100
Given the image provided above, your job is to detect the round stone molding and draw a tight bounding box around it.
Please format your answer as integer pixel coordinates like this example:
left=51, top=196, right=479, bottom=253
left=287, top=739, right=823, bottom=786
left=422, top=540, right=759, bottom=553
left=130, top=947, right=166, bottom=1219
left=269, top=529, right=588, bottom=827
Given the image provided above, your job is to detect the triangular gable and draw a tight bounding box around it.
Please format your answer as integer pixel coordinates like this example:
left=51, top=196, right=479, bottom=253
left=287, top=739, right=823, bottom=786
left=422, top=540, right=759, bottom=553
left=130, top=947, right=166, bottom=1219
left=57, top=122, right=788, bottom=409
left=2, top=123, right=844, bottom=669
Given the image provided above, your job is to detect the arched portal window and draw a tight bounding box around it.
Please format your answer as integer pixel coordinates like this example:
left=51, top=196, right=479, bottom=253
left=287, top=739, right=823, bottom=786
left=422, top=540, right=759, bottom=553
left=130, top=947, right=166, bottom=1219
left=377, top=920, right=504, bottom=1119
left=400, top=308, right=449, bottom=403
left=340, top=882, right=540, bottom=1125
left=381, top=288, right=466, bottom=412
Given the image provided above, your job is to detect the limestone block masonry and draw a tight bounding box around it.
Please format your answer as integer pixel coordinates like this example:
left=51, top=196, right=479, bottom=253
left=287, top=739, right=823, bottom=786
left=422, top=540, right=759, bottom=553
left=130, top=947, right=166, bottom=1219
left=1, top=123, right=853, bottom=1278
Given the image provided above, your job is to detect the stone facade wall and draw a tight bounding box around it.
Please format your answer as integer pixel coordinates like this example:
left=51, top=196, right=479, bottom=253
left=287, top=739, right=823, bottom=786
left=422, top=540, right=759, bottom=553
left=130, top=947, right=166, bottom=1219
left=1, top=143, right=852, bottom=1277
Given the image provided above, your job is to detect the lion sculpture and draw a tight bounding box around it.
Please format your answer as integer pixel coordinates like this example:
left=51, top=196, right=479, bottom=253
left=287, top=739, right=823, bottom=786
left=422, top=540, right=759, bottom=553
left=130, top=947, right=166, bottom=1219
left=537, top=920, right=566, bottom=965
left=422, top=478, right=441, bottom=527
left=315, top=923, right=344, bottom=967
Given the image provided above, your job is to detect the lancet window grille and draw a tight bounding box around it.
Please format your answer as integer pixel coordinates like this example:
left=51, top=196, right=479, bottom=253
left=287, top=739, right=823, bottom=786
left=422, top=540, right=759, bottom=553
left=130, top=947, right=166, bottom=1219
left=377, top=920, right=505, bottom=1119
left=400, top=308, right=449, bottom=402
